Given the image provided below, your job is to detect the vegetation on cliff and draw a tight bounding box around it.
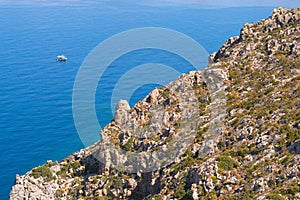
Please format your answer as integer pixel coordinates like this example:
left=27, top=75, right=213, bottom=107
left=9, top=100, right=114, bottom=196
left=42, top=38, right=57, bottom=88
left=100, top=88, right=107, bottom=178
left=10, top=7, right=300, bottom=200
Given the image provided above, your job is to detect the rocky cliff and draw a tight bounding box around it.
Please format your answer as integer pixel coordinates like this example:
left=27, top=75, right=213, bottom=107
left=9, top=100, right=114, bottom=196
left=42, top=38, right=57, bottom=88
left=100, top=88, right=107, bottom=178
left=10, top=7, right=300, bottom=200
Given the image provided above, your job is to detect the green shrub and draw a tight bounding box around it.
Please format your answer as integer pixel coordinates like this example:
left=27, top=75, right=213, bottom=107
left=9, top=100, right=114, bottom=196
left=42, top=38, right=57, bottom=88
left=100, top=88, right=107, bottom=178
left=152, top=194, right=162, bottom=200
left=111, top=176, right=123, bottom=190
left=30, top=165, right=54, bottom=181
left=57, top=161, right=81, bottom=177
left=237, top=147, right=250, bottom=157
left=286, top=131, right=300, bottom=143
left=211, top=175, right=218, bottom=184
left=267, top=193, right=284, bottom=200
left=268, top=179, right=276, bottom=188
left=122, top=138, right=133, bottom=151
left=174, top=184, right=187, bottom=198
left=287, top=183, right=299, bottom=195
left=217, top=155, right=237, bottom=171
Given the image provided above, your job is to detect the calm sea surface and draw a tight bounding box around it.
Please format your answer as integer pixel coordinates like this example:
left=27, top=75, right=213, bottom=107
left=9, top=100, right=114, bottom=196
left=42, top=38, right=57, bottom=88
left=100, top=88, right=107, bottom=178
left=0, top=2, right=278, bottom=198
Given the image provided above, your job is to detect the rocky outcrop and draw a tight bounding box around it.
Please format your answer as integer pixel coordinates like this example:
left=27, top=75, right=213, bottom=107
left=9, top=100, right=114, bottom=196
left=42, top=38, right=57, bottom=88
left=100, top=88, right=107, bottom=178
left=288, top=139, right=300, bottom=154
left=114, top=100, right=130, bottom=126
left=10, top=8, right=300, bottom=200
left=215, top=7, right=300, bottom=61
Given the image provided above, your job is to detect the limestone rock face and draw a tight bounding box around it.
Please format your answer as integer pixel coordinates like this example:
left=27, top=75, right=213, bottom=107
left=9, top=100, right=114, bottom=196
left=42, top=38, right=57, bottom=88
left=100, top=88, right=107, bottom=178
left=10, top=8, right=300, bottom=200
left=10, top=169, right=58, bottom=200
left=214, top=7, right=300, bottom=62
left=287, top=139, right=300, bottom=154
left=114, top=99, right=130, bottom=126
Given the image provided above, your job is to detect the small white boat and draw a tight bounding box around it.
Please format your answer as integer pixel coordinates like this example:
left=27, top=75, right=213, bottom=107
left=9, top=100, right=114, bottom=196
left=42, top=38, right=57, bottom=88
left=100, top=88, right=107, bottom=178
left=56, top=55, right=67, bottom=61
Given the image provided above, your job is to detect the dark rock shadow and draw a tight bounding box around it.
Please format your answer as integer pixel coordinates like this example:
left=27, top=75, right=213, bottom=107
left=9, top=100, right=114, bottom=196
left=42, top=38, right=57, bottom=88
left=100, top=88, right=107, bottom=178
left=287, top=139, right=300, bottom=154
left=129, top=172, right=162, bottom=199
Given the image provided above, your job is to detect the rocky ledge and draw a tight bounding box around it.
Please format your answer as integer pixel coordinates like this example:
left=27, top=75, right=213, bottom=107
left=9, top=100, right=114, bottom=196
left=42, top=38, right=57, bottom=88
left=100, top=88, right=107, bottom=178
left=10, top=7, right=300, bottom=200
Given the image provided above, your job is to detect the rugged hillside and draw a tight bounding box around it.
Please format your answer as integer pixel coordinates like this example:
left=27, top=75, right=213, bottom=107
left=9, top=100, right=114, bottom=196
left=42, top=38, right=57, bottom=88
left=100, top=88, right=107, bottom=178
left=10, top=8, right=300, bottom=200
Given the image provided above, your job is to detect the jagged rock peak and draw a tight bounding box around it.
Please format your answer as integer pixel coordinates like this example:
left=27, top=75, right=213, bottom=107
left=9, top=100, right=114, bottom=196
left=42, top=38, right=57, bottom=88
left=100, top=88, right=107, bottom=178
left=213, top=7, right=300, bottom=62
left=114, top=99, right=130, bottom=126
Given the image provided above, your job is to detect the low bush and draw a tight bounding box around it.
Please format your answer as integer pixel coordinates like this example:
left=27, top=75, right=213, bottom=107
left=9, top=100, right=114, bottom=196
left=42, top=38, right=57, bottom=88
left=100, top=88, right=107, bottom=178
left=30, top=165, right=54, bottom=181
left=217, top=155, right=237, bottom=171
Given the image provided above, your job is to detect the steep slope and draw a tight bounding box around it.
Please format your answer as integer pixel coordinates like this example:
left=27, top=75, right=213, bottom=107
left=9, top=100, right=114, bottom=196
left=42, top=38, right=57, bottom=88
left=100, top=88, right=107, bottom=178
left=10, top=7, right=300, bottom=200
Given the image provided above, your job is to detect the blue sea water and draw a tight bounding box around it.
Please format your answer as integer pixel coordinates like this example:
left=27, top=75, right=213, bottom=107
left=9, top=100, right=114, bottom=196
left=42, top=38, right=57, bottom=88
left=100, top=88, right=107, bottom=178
left=0, top=1, right=287, bottom=198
